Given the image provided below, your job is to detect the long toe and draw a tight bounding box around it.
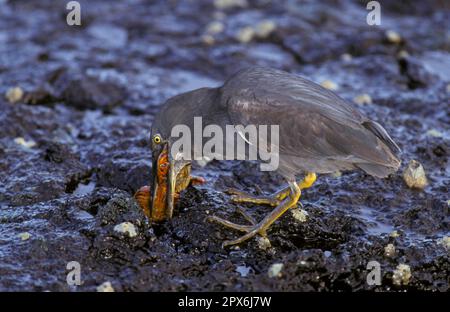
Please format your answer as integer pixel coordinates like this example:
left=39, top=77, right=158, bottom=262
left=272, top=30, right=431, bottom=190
left=222, top=226, right=266, bottom=247
left=230, top=194, right=279, bottom=206
left=206, top=215, right=254, bottom=233
left=225, top=188, right=250, bottom=196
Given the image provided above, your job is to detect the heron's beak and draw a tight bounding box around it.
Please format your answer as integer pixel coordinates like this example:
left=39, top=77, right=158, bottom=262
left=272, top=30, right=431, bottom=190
left=166, top=149, right=177, bottom=220
left=148, top=142, right=191, bottom=222
left=150, top=143, right=170, bottom=222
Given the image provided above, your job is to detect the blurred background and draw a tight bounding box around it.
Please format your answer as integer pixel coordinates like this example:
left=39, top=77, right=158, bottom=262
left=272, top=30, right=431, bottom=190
left=0, top=0, right=449, bottom=291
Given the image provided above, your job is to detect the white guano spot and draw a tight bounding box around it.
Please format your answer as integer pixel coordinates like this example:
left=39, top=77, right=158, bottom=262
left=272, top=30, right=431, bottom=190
left=236, top=26, right=254, bottom=43
left=439, top=236, right=450, bottom=250
left=18, top=232, right=31, bottom=241
left=390, top=230, right=400, bottom=238
left=96, top=281, right=115, bottom=292
left=214, top=0, right=247, bottom=10
left=206, top=21, right=224, bottom=35
left=384, top=243, right=396, bottom=258
left=386, top=30, right=402, bottom=44
left=268, top=263, right=284, bottom=278
left=257, top=236, right=271, bottom=250
left=392, top=264, right=411, bottom=286
left=320, top=80, right=338, bottom=90
left=114, top=222, right=138, bottom=238
left=353, top=93, right=372, bottom=105
left=14, top=137, right=36, bottom=149
left=291, top=208, right=308, bottom=223
left=255, top=20, right=276, bottom=38
left=426, top=129, right=443, bottom=138
left=5, top=86, right=24, bottom=103
left=403, top=160, right=427, bottom=189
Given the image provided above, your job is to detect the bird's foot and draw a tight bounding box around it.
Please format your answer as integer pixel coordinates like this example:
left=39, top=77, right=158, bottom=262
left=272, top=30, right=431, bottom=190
left=207, top=207, right=269, bottom=247
left=224, top=173, right=316, bottom=208
left=225, top=187, right=289, bottom=207
left=210, top=181, right=303, bottom=247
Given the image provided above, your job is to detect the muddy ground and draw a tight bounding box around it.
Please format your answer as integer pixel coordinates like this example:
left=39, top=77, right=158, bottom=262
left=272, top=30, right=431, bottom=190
left=0, top=0, right=449, bottom=291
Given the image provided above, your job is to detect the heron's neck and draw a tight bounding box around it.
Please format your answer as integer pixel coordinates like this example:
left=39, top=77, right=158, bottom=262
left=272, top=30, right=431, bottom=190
left=177, top=87, right=221, bottom=123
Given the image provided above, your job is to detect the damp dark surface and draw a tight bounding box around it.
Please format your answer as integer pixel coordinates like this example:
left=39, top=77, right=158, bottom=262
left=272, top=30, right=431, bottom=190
left=0, top=0, right=449, bottom=291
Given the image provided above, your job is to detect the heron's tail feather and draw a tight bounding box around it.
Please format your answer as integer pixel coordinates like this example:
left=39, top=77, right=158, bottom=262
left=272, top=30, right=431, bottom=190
left=359, top=120, right=402, bottom=177
left=362, top=120, right=401, bottom=155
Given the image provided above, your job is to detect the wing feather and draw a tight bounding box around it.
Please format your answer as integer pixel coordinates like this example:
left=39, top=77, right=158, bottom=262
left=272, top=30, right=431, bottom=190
left=219, top=67, right=400, bottom=175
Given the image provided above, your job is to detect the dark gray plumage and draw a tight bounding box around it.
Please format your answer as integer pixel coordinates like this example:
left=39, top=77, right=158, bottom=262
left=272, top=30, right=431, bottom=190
left=152, top=66, right=401, bottom=179
left=148, top=66, right=401, bottom=246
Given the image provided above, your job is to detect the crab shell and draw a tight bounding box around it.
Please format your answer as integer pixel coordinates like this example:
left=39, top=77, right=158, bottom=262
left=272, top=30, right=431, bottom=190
left=134, top=157, right=194, bottom=221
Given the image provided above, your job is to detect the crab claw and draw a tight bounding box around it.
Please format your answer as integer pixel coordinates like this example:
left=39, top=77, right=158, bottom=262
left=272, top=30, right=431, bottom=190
left=134, top=185, right=151, bottom=218
left=134, top=175, right=204, bottom=219
left=190, top=176, right=206, bottom=186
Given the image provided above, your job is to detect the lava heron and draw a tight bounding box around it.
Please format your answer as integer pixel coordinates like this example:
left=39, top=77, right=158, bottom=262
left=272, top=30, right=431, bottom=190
left=135, top=67, right=401, bottom=247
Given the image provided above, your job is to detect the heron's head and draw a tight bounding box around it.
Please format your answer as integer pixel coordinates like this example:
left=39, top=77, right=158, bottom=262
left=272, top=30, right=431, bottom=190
left=149, top=127, right=191, bottom=222
left=146, top=88, right=215, bottom=221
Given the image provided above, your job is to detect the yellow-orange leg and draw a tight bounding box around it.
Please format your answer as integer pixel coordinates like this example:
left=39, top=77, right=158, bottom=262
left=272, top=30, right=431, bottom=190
left=208, top=173, right=317, bottom=247
left=226, top=173, right=316, bottom=206
left=226, top=186, right=290, bottom=206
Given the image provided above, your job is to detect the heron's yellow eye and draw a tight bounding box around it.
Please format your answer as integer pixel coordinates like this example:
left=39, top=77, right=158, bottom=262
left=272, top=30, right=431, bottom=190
left=153, top=135, right=162, bottom=144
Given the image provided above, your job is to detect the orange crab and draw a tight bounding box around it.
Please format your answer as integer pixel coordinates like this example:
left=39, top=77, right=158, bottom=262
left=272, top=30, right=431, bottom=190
left=134, top=143, right=205, bottom=221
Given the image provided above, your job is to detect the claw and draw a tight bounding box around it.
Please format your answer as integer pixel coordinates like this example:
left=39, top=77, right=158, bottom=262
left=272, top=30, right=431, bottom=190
left=134, top=185, right=151, bottom=218
left=190, top=176, right=206, bottom=186
left=136, top=172, right=205, bottom=221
